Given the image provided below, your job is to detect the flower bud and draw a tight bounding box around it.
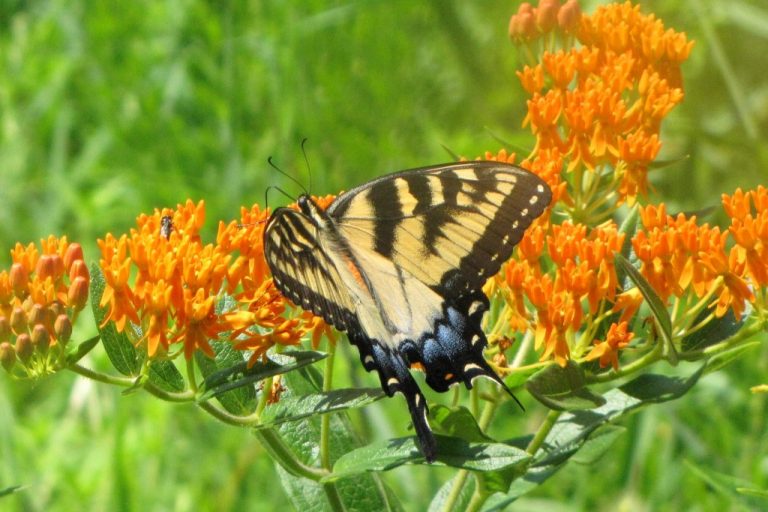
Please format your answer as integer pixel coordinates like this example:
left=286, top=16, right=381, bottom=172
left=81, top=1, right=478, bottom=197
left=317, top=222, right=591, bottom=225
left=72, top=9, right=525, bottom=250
left=68, top=276, right=89, bottom=311
left=9, top=263, right=29, bottom=297
left=0, top=317, right=10, bottom=342
left=10, top=306, right=28, bottom=334
left=54, top=314, right=72, bottom=345
left=31, top=324, right=50, bottom=354
left=558, top=0, right=581, bottom=32
left=16, top=333, right=33, bottom=363
left=63, top=243, right=84, bottom=272
left=35, top=255, right=56, bottom=281
left=0, top=342, right=15, bottom=372
left=49, top=301, right=64, bottom=318
left=536, top=0, right=560, bottom=33
left=69, top=259, right=90, bottom=285
left=509, top=14, right=522, bottom=40
left=28, top=303, right=45, bottom=326
left=519, top=11, right=536, bottom=39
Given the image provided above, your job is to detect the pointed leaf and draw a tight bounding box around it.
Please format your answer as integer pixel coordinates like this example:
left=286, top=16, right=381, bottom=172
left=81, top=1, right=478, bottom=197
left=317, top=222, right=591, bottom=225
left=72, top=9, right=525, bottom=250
left=704, top=342, right=761, bottom=374
left=89, top=263, right=142, bottom=376
left=324, top=436, right=530, bottom=481
left=0, top=485, right=23, bottom=498
left=684, top=460, right=768, bottom=506
left=681, top=305, right=749, bottom=352
left=198, top=350, right=327, bottom=402
left=614, top=253, right=677, bottom=363
left=195, top=340, right=257, bottom=414
left=147, top=360, right=185, bottom=392
left=569, top=425, right=625, bottom=464
left=256, top=387, right=384, bottom=428
left=430, top=404, right=493, bottom=442
left=526, top=361, right=606, bottom=410
left=65, top=334, right=101, bottom=364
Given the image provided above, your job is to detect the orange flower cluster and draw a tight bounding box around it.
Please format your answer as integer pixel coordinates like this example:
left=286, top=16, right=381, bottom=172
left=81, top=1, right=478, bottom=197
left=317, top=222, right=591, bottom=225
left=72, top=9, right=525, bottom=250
left=497, top=221, right=624, bottom=367
left=723, top=186, right=768, bottom=290
left=491, top=182, right=768, bottom=370
left=98, top=199, right=332, bottom=366
left=0, top=237, right=87, bottom=376
left=632, top=203, right=755, bottom=321
left=515, top=1, right=694, bottom=213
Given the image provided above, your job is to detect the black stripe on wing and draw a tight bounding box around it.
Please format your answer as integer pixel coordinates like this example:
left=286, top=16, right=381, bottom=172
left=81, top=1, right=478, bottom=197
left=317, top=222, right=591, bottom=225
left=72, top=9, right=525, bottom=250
left=329, top=162, right=552, bottom=297
left=264, top=207, right=355, bottom=331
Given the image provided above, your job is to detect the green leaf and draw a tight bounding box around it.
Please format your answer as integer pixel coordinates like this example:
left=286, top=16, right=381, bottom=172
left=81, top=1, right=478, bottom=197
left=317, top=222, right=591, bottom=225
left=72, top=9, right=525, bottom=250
left=704, top=342, right=761, bottom=374
left=195, top=341, right=257, bottom=415
left=198, top=350, right=327, bottom=402
left=65, top=334, right=101, bottom=364
left=430, top=404, right=493, bottom=442
left=526, top=361, right=606, bottom=410
left=615, top=204, right=640, bottom=289
left=147, top=360, right=185, bottom=393
left=0, top=485, right=23, bottom=498
left=89, top=263, right=143, bottom=376
left=270, top=364, right=401, bottom=511
left=684, top=460, right=768, bottom=505
left=488, top=365, right=705, bottom=505
left=569, top=425, right=625, bottom=465
left=681, top=305, right=748, bottom=352
left=483, top=460, right=563, bottom=511
left=324, top=436, right=531, bottom=481
left=614, top=253, right=677, bottom=364
left=257, top=387, right=384, bottom=428
left=504, top=365, right=540, bottom=389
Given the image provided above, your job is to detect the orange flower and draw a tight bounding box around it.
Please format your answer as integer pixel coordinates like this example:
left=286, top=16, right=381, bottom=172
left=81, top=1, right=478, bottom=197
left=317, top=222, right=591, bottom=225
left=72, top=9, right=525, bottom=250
left=98, top=200, right=242, bottom=360
left=585, top=320, right=633, bottom=370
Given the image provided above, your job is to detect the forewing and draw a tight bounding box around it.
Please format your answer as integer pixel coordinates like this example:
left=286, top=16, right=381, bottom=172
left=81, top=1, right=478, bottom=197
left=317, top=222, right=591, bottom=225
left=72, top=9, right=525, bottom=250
left=263, top=207, right=356, bottom=331
left=328, top=161, right=551, bottom=296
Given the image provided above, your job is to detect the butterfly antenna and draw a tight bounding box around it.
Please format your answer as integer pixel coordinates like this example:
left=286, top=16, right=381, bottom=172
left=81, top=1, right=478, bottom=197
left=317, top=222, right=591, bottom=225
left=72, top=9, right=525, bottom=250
left=300, top=137, right=312, bottom=196
left=268, top=156, right=308, bottom=196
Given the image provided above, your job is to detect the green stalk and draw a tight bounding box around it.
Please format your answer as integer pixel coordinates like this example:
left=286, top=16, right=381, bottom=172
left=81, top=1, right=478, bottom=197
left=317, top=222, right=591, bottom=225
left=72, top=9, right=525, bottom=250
left=67, top=362, right=136, bottom=386
left=320, top=341, right=337, bottom=470
left=526, top=409, right=562, bottom=456
left=253, top=428, right=327, bottom=480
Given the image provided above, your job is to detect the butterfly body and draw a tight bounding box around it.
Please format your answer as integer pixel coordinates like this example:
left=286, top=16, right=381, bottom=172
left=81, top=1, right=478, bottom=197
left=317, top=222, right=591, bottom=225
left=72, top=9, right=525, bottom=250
left=264, top=162, right=551, bottom=461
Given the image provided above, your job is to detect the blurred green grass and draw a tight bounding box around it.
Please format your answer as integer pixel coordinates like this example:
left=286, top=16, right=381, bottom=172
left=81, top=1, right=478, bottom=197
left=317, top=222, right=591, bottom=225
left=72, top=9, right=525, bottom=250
left=1, top=1, right=766, bottom=510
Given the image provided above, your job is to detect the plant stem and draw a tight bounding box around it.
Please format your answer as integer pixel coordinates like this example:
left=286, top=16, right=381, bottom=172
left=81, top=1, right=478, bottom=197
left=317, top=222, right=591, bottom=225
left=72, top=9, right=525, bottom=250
left=320, top=341, right=337, bottom=471
left=588, top=339, right=663, bottom=383
left=465, top=473, right=489, bottom=512
left=441, top=471, right=471, bottom=512
left=253, top=428, right=327, bottom=480
left=526, top=409, right=562, bottom=456
left=442, top=385, right=502, bottom=512
left=322, top=482, right=347, bottom=512
left=67, top=362, right=135, bottom=386
left=198, top=400, right=258, bottom=426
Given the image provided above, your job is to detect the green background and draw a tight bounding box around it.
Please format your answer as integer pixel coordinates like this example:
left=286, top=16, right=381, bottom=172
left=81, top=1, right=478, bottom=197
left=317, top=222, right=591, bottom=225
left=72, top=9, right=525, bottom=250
left=1, top=0, right=766, bottom=510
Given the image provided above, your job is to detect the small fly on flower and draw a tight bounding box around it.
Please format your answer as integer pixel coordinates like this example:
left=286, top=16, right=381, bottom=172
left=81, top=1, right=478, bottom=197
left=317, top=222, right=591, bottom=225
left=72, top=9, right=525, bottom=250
left=160, top=215, right=173, bottom=240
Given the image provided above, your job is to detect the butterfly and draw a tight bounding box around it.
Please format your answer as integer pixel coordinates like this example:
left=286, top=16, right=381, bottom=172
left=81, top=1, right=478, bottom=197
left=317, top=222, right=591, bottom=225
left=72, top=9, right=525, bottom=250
left=263, top=161, right=552, bottom=461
